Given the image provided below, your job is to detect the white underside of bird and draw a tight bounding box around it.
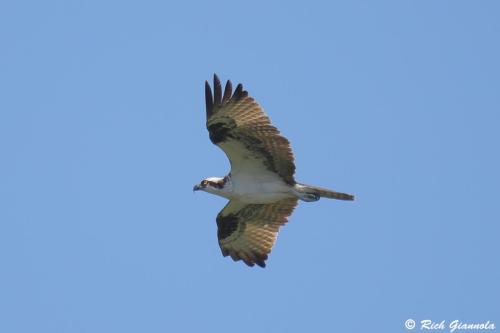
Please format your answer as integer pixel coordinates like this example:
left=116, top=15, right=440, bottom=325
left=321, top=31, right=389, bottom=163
left=200, top=173, right=294, bottom=203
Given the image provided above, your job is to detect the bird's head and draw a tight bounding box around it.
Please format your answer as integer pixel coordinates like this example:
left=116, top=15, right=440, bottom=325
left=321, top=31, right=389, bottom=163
left=193, top=176, right=231, bottom=198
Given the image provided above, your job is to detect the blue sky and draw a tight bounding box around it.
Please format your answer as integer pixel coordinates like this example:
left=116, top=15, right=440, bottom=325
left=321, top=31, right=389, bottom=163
left=1, top=1, right=499, bottom=332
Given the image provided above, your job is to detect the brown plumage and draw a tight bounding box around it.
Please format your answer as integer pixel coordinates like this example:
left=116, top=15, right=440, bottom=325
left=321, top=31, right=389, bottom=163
left=216, top=199, right=298, bottom=267
left=205, top=74, right=296, bottom=185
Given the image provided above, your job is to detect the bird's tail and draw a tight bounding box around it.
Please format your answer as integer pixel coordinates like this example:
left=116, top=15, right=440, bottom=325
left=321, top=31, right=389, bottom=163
left=294, top=183, right=355, bottom=202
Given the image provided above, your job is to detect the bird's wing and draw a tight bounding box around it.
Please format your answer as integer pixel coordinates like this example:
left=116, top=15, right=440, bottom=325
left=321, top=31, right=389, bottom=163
left=216, top=198, right=298, bottom=267
left=205, top=74, right=296, bottom=185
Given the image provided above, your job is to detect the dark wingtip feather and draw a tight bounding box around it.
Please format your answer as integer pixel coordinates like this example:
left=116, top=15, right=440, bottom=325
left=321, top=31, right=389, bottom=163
left=213, top=74, right=222, bottom=106
left=233, top=83, right=243, bottom=99
left=256, top=261, right=266, bottom=268
left=244, top=261, right=255, bottom=267
left=205, top=80, right=213, bottom=118
left=223, top=80, right=233, bottom=103
left=255, top=253, right=268, bottom=268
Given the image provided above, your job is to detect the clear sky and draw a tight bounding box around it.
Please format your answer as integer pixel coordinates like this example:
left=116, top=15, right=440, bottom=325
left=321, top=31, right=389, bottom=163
left=1, top=1, right=499, bottom=332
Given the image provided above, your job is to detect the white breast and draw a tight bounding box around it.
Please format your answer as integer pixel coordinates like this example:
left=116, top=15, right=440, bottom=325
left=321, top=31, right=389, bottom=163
left=229, top=171, right=294, bottom=204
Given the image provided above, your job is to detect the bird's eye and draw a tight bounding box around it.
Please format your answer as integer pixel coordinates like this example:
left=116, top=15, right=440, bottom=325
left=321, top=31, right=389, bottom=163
left=201, top=180, right=208, bottom=186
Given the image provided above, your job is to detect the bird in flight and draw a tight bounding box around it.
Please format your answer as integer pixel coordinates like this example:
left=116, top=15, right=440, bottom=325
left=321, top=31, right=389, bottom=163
left=194, top=74, right=354, bottom=268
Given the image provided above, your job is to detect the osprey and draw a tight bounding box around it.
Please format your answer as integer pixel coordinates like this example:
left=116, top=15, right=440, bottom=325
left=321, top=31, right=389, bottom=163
left=194, top=74, right=354, bottom=268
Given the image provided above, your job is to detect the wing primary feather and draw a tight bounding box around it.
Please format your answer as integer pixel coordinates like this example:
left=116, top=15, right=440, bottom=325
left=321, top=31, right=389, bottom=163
left=256, top=261, right=266, bottom=268
left=250, top=251, right=267, bottom=268
left=213, top=74, right=222, bottom=106
left=205, top=81, right=213, bottom=118
left=223, top=80, right=232, bottom=103
left=233, top=83, right=243, bottom=100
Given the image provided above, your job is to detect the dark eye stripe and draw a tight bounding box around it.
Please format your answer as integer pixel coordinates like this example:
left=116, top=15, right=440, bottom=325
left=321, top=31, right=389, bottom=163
left=208, top=181, right=224, bottom=189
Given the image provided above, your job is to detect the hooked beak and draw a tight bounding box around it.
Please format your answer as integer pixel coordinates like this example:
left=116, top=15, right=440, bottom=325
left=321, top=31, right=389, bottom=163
left=193, top=184, right=201, bottom=192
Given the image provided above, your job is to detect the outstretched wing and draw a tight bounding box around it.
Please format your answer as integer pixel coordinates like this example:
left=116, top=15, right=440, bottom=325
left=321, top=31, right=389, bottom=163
left=205, top=74, right=296, bottom=185
left=216, top=198, right=298, bottom=267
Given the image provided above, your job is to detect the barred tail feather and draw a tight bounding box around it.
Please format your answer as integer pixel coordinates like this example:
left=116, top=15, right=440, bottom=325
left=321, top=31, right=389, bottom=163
left=294, top=183, right=354, bottom=201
